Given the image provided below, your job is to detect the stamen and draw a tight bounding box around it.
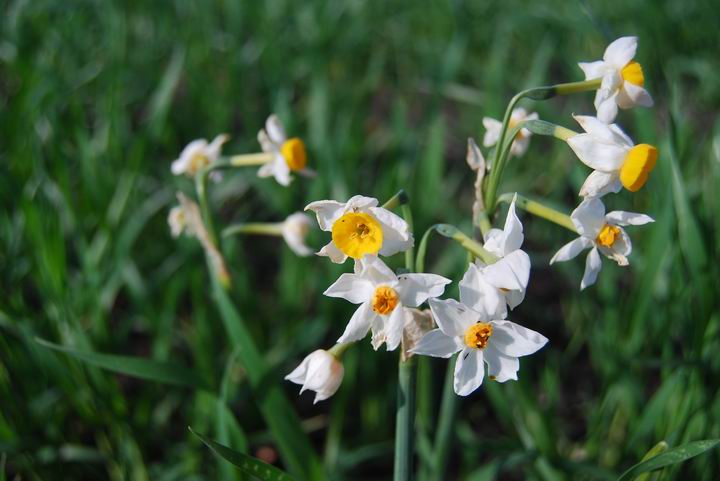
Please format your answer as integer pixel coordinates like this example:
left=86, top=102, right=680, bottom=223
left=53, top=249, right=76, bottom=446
left=331, top=212, right=383, bottom=259
left=372, top=285, right=399, bottom=315
left=596, top=224, right=621, bottom=248
left=463, top=322, right=493, bottom=349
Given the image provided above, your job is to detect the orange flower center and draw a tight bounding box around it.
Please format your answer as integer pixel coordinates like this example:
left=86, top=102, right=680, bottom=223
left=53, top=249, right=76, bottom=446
left=463, top=322, right=493, bottom=349
left=372, top=285, right=399, bottom=315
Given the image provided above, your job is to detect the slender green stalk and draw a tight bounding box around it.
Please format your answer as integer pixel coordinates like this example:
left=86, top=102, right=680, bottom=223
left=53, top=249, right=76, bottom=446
left=394, top=356, right=417, bottom=481
left=228, top=152, right=274, bottom=166
left=223, top=223, right=284, bottom=238
left=522, top=119, right=578, bottom=141
left=429, top=359, right=459, bottom=481
left=195, top=167, right=217, bottom=245
left=483, top=78, right=601, bottom=214
left=497, top=193, right=576, bottom=232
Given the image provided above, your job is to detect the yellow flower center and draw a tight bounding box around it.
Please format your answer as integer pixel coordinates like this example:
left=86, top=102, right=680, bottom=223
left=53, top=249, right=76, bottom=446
left=620, top=144, right=658, bottom=192
left=280, top=138, right=307, bottom=171
left=331, top=212, right=383, bottom=259
left=596, top=224, right=621, bottom=248
left=463, top=322, right=493, bottom=350
left=621, top=61, right=645, bottom=87
left=371, top=285, right=399, bottom=315
left=189, top=153, right=209, bottom=174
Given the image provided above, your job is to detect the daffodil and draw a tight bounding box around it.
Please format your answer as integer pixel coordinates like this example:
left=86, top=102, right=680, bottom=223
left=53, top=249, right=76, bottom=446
left=257, top=114, right=313, bottom=186
left=483, top=108, right=538, bottom=157
left=567, top=115, right=658, bottom=197
left=281, top=212, right=314, bottom=257
left=461, top=197, right=530, bottom=319
left=578, top=36, right=653, bottom=123
left=171, top=134, right=229, bottom=178
left=285, top=349, right=344, bottom=404
left=324, top=255, right=450, bottom=350
left=305, top=195, right=413, bottom=263
left=411, top=296, right=548, bottom=396
left=550, top=197, right=654, bottom=289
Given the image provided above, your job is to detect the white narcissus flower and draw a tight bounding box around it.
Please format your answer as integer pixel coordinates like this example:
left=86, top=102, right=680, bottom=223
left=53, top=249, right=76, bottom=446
left=285, top=349, right=344, bottom=404
left=550, top=198, right=654, bottom=290
left=281, top=212, right=314, bottom=257
left=324, top=255, right=451, bottom=351
left=257, top=114, right=313, bottom=186
left=305, top=195, right=413, bottom=264
left=411, top=295, right=548, bottom=396
left=578, top=36, right=653, bottom=123
left=171, top=134, right=229, bottom=178
left=460, top=196, right=531, bottom=319
left=482, top=108, right=538, bottom=157
left=567, top=115, right=658, bottom=198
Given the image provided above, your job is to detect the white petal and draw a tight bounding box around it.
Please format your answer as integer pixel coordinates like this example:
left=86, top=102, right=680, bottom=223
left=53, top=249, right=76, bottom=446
left=596, top=93, right=620, bottom=124
left=501, top=197, right=524, bottom=254
left=345, top=195, right=379, bottom=210
left=411, top=329, right=463, bottom=358
left=550, top=237, right=592, bottom=264
left=579, top=170, right=622, bottom=198
left=284, top=355, right=312, bottom=385
left=257, top=161, right=275, bottom=178
left=171, top=158, right=189, bottom=175
left=578, top=60, right=608, bottom=80
left=580, top=247, right=603, bottom=290
left=305, top=200, right=346, bottom=231
left=265, top=114, right=287, bottom=144
left=617, top=82, right=654, bottom=108
left=317, top=241, right=348, bottom=264
left=271, top=156, right=292, bottom=186
left=603, top=36, right=638, bottom=69
left=206, top=134, right=230, bottom=161
left=482, top=117, right=502, bottom=147
left=454, top=349, right=484, bottom=396
left=337, top=302, right=375, bottom=344
left=383, top=305, right=406, bottom=351
left=482, top=251, right=529, bottom=292
left=466, top=137, right=485, bottom=171
left=323, top=273, right=374, bottom=304
left=489, top=320, right=548, bottom=357
left=567, top=134, right=627, bottom=171
left=357, top=254, right=398, bottom=285
left=510, top=136, right=531, bottom=157
left=484, top=345, right=519, bottom=382
left=428, top=298, right=479, bottom=338
left=481, top=228, right=505, bottom=258
left=397, top=273, right=451, bottom=307
left=458, top=263, right=505, bottom=319
left=606, top=211, right=655, bottom=226
left=573, top=115, right=621, bottom=143
left=572, top=198, right=606, bottom=239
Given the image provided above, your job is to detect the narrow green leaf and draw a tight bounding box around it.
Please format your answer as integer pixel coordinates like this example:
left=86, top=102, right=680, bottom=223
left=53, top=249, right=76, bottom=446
left=190, top=428, right=294, bottom=481
left=35, top=338, right=211, bottom=391
left=616, top=439, right=720, bottom=481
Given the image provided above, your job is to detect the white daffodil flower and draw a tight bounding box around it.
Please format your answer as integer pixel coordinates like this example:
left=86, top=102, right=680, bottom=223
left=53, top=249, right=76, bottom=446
left=460, top=197, right=531, bottom=319
left=550, top=197, right=654, bottom=290
left=567, top=115, right=658, bottom=198
left=411, top=297, right=548, bottom=396
left=578, top=36, right=653, bottom=123
left=324, top=255, right=451, bottom=351
left=257, top=114, right=313, bottom=186
left=281, top=212, right=314, bottom=257
left=482, top=108, right=538, bottom=157
left=285, top=349, right=344, bottom=404
left=171, top=134, right=229, bottom=178
left=305, top=195, right=414, bottom=264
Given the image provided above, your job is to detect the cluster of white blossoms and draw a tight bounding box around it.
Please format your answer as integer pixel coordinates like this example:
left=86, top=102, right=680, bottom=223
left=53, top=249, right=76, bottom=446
left=287, top=195, right=548, bottom=399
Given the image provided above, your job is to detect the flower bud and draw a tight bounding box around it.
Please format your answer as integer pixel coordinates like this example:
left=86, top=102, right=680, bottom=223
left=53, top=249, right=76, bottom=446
left=281, top=213, right=314, bottom=256
left=285, top=350, right=344, bottom=403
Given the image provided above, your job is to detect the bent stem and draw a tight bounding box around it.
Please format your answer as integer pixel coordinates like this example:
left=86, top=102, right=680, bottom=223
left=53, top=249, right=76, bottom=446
left=497, top=193, right=576, bottom=232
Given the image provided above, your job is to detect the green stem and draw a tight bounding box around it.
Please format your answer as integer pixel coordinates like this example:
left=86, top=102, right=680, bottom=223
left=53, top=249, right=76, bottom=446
left=195, top=167, right=217, bottom=246
left=394, top=356, right=417, bottom=481
left=223, top=223, right=284, bottom=238
left=483, top=78, right=601, bottom=214
left=496, top=193, right=576, bottom=232
left=429, top=359, right=459, bottom=481
left=228, top=152, right=274, bottom=166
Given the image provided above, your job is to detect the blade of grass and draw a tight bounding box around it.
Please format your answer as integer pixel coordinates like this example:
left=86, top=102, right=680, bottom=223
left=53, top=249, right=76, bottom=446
left=616, top=439, right=720, bottom=481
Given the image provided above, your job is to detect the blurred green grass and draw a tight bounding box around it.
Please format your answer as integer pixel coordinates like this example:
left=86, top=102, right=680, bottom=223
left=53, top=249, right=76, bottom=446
left=1, top=0, right=719, bottom=480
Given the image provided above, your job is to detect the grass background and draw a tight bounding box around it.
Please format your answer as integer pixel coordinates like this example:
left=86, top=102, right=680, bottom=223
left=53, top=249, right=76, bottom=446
left=1, top=0, right=719, bottom=479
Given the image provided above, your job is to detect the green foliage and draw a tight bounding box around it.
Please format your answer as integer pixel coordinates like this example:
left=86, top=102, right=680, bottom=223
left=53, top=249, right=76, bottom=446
left=1, top=0, right=719, bottom=480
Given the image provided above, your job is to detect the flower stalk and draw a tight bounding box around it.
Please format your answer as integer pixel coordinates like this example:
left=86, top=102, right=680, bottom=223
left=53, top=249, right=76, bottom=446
left=497, top=192, right=576, bottom=232
left=223, top=223, right=284, bottom=237
left=229, top=152, right=274, bottom=166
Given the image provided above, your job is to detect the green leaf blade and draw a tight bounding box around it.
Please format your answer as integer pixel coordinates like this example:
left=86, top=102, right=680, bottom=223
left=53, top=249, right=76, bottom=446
left=617, top=439, right=720, bottom=481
